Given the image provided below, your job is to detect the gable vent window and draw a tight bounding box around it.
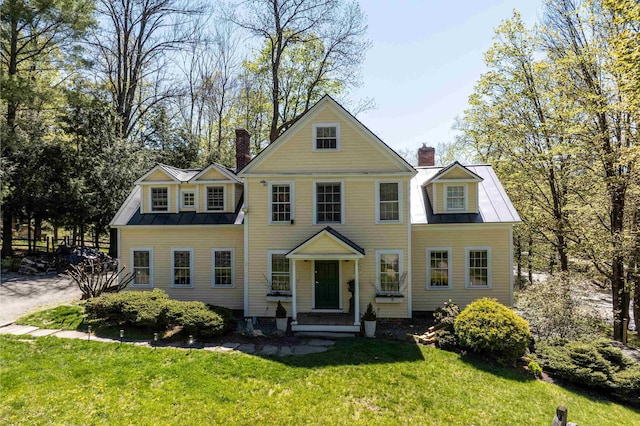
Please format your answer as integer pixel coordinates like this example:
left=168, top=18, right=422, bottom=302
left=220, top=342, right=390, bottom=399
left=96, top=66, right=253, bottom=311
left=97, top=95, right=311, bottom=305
left=313, top=123, right=339, bottom=150
left=151, top=187, right=168, bottom=212
left=207, top=186, right=225, bottom=211
left=446, top=185, right=465, bottom=210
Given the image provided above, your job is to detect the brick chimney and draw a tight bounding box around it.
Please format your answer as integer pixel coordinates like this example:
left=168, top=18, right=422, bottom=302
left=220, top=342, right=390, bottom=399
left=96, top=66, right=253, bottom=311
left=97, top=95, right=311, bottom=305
left=418, top=144, right=435, bottom=167
left=235, top=128, right=251, bottom=172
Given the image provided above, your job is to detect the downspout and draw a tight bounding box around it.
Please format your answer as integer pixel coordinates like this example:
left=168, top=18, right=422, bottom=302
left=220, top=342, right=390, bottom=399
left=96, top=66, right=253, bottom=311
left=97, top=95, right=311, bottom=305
left=509, top=226, right=514, bottom=306
left=407, top=180, right=413, bottom=318
left=243, top=181, right=249, bottom=317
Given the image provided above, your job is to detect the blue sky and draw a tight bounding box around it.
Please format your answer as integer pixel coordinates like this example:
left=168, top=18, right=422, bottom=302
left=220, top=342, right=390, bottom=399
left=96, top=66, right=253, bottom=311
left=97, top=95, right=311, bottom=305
left=352, top=0, right=542, bottom=153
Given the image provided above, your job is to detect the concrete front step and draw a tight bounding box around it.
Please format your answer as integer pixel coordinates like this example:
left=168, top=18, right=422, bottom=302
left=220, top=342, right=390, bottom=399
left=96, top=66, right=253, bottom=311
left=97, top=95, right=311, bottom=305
left=291, top=324, right=360, bottom=333
left=294, top=331, right=356, bottom=338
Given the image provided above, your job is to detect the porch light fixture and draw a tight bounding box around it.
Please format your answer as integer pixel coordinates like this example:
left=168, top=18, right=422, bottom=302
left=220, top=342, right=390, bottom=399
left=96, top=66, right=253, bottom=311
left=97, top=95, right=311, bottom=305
left=260, top=180, right=267, bottom=186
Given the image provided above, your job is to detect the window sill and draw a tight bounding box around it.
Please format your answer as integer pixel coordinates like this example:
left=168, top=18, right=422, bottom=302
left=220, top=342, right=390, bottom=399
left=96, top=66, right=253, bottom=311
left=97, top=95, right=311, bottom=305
left=375, top=295, right=404, bottom=304
left=171, top=284, right=194, bottom=289
left=426, top=286, right=452, bottom=291
left=212, top=284, right=235, bottom=289
left=466, top=285, right=492, bottom=290
left=131, top=284, right=154, bottom=288
left=266, top=294, right=292, bottom=302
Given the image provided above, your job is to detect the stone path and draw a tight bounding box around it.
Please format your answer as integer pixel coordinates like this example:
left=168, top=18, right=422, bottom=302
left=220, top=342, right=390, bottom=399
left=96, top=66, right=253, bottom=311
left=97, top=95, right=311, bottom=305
left=0, top=323, right=335, bottom=356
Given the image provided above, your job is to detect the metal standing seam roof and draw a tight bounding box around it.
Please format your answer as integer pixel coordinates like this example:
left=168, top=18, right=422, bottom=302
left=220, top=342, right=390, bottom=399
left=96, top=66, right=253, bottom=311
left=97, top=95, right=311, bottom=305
left=410, top=165, right=520, bottom=224
left=158, top=164, right=201, bottom=182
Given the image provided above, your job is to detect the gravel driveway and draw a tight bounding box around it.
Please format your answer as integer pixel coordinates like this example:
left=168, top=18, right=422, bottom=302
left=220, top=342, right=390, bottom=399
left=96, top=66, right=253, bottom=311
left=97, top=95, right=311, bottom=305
left=0, top=273, right=81, bottom=325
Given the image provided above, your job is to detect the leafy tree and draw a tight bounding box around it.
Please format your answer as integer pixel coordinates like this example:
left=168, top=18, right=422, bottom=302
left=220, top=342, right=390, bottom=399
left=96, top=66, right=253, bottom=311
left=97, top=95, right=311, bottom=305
left=0, top=0, right=93, bottom=257
left=228, top=0, right=369, bottom=142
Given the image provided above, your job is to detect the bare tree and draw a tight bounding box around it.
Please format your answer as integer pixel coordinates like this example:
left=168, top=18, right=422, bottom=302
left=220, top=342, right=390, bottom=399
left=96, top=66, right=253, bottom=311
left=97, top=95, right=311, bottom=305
left=90, top=0, right=205, bottom=141
left=227, top=0, right=369, bottom=142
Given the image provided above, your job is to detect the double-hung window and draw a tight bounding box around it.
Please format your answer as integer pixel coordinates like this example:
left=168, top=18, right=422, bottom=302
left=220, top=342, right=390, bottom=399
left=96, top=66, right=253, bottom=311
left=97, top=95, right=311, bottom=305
left=466, top=247, right=491, bottom=288
left=427, top=248, right=452, bottom=289
left=446, top=185, right=465, bottom=211
left=212, top=249, right=234, bottom=287
left=151, top=187, right=168, bottom=212
left=377, top=182, right=400, bottom=222
left=270, top=183, right=293, bottom=223
left=268, top=251, right=291, bottom=293
left=376, top=250, right=403, bottom=293
left=181, top=190, right=195, bottom=209
left=207, top=186, right=225, bottom=211
left=315, top=182, right=343, bottom=224
left=131, top=248, right=153, bottom=287
left=172, top=248, right=194, bottom=287
left=313, top=123, right=339, bottom=150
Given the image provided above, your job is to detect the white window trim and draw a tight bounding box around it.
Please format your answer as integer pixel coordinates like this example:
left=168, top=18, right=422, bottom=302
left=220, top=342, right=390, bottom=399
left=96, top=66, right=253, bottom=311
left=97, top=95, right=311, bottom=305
left=267, top=250, right=291, bottom=294
left=130, top=248, right=154, bottom=288
left=312, top=122, right=341, bottom=151
left=171, top=248, right=195, bottom=288
left=313, top=180, right=345, bottom=225
left=375, top=249, right=404, bottom=295
left=375, top=180, right=403, bottom=224
left=444, top=183, right=468, bottom=212
left=149, top=186, right=170, bottom=213
left=268, top=181, right=295, bottom=225
left=180, top=189, right=197, bottom=210
left=426, top=247, right=452, bottom=290
left=465, top=246, right=492, bottom=289
left=205, top=185, right=227, bottom=212
left=212, top=248, right=235, bottom=288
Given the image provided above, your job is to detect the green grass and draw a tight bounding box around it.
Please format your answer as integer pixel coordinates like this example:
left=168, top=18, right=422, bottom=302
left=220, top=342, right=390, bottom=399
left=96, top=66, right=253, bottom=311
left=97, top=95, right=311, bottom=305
left=16, top=305, right=85, bottom=330
left=1, top=336, right=637, bottom=425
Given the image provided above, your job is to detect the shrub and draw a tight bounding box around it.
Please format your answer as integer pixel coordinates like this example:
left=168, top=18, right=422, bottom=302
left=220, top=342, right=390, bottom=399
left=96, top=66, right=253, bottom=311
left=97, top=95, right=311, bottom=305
left=515, top=272, right=605, bottom=340
left=534, top=338, right=639, bottom=405
left=85, top=289, right=170, bottom=328
left=275, top=301, right=287, bottom=318
left=206, top=304, right=236, bottom=333
left=454, top=298, right=531, bottom=362
left=362, top=303, right=377, bottom=321
left=528, top=361, right=543, bottom=378
left=162, top=301, right=224, bottom=338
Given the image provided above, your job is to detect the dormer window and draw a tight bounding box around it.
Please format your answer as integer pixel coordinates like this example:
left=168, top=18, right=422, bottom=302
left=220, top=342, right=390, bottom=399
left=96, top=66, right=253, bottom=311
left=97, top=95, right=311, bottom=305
left=313, top=123, right=340, bottom=150
left=445, top=185, right=466, bottom=211
left=207, top=186, right=225, bottom=211
left=181, top=190, right=195, bottom=209
left=150, top=187, right=168, bottom=212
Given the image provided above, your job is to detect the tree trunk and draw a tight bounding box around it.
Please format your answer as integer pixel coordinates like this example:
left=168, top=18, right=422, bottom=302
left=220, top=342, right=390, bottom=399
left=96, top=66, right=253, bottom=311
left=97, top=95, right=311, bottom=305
left=528, top=234, right=533, bottom=284
left=80, top=224, right=85, bottom=247
left=34, top=217, right=42, bottom=243
left=27, top=217, right=32, bottom=252
left=2, top=214, right=13, bottom=258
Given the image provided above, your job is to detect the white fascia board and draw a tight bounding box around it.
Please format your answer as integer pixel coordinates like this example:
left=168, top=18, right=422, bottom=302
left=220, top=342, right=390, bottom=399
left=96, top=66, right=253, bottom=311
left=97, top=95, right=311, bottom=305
left=189, top=163, right=241, bottom=183
left=134, top=164, right=180, bottom=185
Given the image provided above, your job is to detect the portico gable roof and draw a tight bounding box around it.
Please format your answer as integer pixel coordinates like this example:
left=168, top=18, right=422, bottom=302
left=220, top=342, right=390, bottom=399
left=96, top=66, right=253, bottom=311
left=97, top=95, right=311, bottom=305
left=286, top=227, right=365, bottom=260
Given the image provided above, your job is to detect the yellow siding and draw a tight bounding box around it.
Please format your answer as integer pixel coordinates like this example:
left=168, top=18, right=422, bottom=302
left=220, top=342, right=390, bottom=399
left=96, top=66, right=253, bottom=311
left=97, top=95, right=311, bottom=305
left=246, top=176, right=411, bottom=318
left=120, top=227, right=244, bottom=309
left=143, top=169, right=173, bottom=181
left=250, top=105, right=408, bottom=174
left=198, top=183, right=235, bottom=213
left=411, top=226, right=512, bottom=311
left=196, top=168, right=228, bottom=181
left=433, top=182, right=478, bottom=214
left=141, top=184, right=179, bottom=214
left=296, top=234, right=357, bottom=255
left=439, top=167, right=473, bottom=179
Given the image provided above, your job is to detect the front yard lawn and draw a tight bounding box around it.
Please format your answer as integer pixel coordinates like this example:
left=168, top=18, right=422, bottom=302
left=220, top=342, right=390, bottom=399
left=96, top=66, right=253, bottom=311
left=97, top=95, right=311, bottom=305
left=1, top=335, right=637, bottom=425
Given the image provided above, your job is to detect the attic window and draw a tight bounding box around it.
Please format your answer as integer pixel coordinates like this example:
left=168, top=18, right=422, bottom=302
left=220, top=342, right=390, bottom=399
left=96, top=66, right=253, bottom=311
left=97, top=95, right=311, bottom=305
left=151, top=187, right=168, bottom=212
left=313, top=123, right=340, bottom=150
left=446, top=185, right=466, bottom=211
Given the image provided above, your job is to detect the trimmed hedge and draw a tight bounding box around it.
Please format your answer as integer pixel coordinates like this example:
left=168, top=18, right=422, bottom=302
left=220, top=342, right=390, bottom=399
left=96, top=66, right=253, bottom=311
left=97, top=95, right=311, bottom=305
left=454, top=298, right=531, bottom=362
left=534, top=339, right=640, bottom=405
left=85, top=290, right=231, bottom=338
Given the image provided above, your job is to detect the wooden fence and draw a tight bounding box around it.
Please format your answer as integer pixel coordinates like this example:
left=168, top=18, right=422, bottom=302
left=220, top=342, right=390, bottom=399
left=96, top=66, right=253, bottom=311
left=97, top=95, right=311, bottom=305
left=8, top=236, right=110, bottom=253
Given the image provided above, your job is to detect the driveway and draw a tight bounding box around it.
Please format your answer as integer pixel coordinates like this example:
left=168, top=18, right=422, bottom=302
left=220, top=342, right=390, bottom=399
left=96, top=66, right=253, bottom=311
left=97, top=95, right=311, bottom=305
left=0, top=273, right=81, bottom=325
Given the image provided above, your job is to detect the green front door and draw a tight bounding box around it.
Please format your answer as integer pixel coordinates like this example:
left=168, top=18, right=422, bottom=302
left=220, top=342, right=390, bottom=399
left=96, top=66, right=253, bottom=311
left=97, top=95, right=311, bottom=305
left=315, top=260, right=339, bottom=309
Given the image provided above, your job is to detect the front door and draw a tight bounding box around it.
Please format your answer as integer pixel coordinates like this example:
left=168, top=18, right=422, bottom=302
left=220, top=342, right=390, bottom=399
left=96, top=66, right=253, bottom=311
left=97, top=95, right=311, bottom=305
left=315, top=260, right=339, bottom=309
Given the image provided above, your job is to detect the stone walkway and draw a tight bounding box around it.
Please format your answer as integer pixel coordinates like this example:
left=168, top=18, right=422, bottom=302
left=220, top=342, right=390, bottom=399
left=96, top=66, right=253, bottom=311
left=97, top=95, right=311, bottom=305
left=0, top=323, right=335, bottom=356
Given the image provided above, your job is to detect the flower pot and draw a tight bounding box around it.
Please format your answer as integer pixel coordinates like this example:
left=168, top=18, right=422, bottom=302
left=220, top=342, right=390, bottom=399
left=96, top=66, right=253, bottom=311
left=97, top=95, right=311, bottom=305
left=364, top=320, right=376, bottom=338
left=276, top=317, right=288, bottom=332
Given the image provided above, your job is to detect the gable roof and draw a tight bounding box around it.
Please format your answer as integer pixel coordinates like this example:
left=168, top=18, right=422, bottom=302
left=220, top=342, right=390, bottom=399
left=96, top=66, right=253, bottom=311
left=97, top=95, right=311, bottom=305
left=135, top=164, right=200, bottom=184
left=287, top=227, right=365, bottom=259
left=188, top=163, right=242, bottom=183
left=238, top=95, right=416, bottom=175
left=411, top=165, right=520, bottom=224
left=424, top=161, right=483, bottom=184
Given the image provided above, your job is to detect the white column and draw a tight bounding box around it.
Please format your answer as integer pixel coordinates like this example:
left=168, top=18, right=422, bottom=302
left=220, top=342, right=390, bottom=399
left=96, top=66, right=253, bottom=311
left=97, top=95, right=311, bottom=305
left=291, top=259, right=298, bottom=324
left=354, top=259, right=360, bottom=326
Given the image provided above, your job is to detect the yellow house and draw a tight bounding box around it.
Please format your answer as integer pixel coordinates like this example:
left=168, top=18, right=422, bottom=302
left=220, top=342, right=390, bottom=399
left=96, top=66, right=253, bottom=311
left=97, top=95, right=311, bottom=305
left=110, top=96, right=520, bottom=332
